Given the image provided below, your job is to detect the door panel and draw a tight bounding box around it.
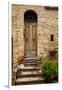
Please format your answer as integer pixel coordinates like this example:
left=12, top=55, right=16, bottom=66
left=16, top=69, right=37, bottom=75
left=32, top=25, right=37, bottom=51
left=24, top=23, right=37, bottom=57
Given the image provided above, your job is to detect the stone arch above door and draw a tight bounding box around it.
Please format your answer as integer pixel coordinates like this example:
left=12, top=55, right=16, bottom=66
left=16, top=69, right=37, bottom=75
left=24, top=10, right=37, bottom=22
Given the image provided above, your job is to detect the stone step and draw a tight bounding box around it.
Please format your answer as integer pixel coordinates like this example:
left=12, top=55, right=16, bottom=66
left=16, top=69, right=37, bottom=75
left=24, top=61, right=37, bottom=63
left=24, top=58, right=37, bottom=62
left=25, top=57, right=37, bottom=60
left=17, top=73, right=42, bottom=78
left=15, top=80, right=44, bottom=85
left=17, top=65, right=40, bottom=70
left=17, top=70, right=42, bottom=75
left=24, top=59, right=42, bottom=64
left=24, top=63, right=37, bottom=66
left=19, top=68, right=40, bottom=71
left=16, top=77, right=44, bottom=85
left=16, top=70, right=42, bottom=78
left=23, top=66, right=40, bottom=69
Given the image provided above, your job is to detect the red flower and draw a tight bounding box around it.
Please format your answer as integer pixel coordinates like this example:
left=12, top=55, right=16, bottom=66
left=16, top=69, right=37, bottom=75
left=17, top=56, right=24, bottom=64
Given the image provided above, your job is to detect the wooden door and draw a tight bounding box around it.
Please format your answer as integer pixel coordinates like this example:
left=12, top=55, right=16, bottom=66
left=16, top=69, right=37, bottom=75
left=24, top=23, right=37, bottom=57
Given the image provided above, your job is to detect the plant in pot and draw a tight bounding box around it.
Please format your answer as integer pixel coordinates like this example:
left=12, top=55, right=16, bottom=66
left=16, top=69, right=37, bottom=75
left=42, top=60, right=58, bottom=83
left=53, top=62, right=58, bottom=81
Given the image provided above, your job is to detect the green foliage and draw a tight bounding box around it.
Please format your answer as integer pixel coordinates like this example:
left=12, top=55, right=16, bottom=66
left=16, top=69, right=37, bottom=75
left=42, top=60, right=58, bottom=80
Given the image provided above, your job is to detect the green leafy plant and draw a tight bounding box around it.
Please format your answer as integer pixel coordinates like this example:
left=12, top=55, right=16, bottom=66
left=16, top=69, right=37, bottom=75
left=42, top=60, right=58, bottom=82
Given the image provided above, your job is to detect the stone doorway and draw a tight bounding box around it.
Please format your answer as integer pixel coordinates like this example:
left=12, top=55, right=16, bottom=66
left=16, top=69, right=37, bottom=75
left=24, top=10, right=37, bottom=58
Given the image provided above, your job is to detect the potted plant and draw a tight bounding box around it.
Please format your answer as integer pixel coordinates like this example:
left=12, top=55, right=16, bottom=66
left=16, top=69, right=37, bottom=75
left=42, top=60, right=58, bottom=83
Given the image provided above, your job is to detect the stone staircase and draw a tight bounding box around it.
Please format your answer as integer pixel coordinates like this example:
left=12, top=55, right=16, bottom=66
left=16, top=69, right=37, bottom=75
left=15, top=58, right=44, bottom=85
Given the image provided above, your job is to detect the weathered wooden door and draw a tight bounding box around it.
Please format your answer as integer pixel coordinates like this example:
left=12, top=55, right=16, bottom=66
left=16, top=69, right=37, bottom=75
left=24, top=23, right=37, bottom=57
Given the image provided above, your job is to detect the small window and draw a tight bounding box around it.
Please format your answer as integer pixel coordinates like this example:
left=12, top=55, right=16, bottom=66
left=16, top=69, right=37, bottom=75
left=51, top=35, right=54, bottom=41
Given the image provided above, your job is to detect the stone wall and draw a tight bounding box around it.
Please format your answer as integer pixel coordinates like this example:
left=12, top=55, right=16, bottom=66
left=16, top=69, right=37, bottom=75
left=12, top=4, right=58, bottom=68
left=37, top=7, right=58, bottom=57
